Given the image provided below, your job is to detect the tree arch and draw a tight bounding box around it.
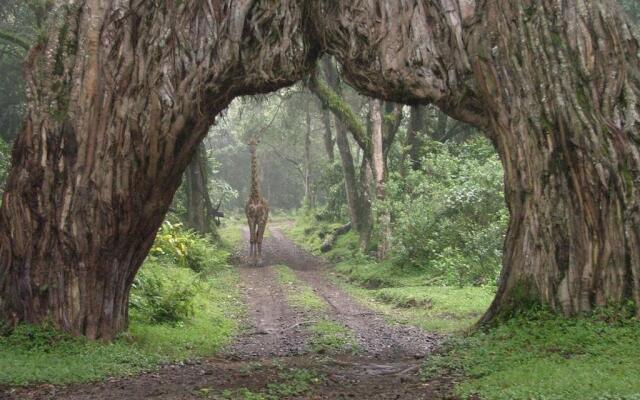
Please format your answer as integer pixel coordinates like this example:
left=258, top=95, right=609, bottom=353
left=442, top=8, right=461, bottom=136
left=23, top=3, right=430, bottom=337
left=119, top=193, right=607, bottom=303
left=1, top=0, right=638, bottom=339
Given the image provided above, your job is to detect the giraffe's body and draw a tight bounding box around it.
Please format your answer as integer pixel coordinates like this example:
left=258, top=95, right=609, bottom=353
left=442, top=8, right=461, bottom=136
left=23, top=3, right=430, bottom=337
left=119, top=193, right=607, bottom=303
left=245, top=138, right=269, bottom=266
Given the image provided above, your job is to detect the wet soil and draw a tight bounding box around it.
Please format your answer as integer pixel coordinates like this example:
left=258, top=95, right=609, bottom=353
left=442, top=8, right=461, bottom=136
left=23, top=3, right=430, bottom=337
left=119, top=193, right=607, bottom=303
left=2, top=225, right=455, bottom=400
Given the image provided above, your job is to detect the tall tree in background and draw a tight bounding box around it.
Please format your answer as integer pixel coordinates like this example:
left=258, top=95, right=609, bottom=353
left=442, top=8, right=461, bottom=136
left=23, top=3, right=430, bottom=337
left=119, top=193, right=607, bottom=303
left=0, top=0, right=638, bottom=339
left=184, top=144, right=215, bottom=235
left=0, top=1, right=50, bottom=142
left=310, top=59, right=373, bottom=248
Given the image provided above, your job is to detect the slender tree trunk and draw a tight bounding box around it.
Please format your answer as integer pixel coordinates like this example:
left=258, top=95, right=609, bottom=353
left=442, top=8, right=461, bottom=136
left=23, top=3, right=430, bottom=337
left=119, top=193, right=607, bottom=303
left=406, top=106, right=426, bottom=171
left=370, top=99, right=390, bottom=259
left=303, top=104, right=312, bottom=208
left=335, top=115, right=370, bottom=248
left=431, top=111, right=449, bottom=142
left=310, top=60, right=373, bottom=247
left=320, top=107, right=335, bottom=162
left=185, top=143, right=213, bottom=235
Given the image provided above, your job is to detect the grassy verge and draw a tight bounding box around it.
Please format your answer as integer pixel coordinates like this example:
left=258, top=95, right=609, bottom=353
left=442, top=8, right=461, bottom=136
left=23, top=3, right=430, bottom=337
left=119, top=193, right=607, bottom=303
left=273, top=265, right=327, bottom=312
left=0, top=222, right=244, bottom=386
left=332, top=278, right=493, bottom=333
left=273, top=264, right=358, bottom=354
left=422, top=311, right=640, bottom=400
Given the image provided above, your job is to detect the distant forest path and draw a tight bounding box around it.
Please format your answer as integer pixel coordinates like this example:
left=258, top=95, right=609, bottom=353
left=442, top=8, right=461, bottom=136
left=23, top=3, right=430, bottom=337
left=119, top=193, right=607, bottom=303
left=9, top=224, right=452, bottom=400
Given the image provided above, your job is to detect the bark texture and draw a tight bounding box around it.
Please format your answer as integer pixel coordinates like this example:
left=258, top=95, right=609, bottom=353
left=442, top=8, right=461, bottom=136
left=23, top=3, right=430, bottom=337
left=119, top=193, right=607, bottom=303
left=2, top=0, right=639, bottom=338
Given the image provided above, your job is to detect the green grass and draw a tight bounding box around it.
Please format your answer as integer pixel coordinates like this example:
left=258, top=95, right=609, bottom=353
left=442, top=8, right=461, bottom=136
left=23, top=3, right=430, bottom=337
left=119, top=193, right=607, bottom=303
left=272, top=264, right=358, bottom=354
left=422, top=312, right=640, bottom=400
left=211, top=367, right=321, bottom=400
left=285, top=212, right=347, bottom=258
left=273, top=265, right=327, bottom=312
left=309, top=319, right=359, bottom=354
left=218, top=218, right=244, bottom=249
left=129, top=266, right=243, bottom=359
left=0, top=325, right=162, bottom=385
left=336, top=280, right=493, bottom=333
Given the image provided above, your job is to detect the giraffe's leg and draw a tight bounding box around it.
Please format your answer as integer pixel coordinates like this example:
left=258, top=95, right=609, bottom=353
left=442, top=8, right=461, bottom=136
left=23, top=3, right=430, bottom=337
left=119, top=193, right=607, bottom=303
left=247, top=218, right=256, bottom=263
left=256, top=221, right=267, bottom=266
left=252, top=225, right=260, bottom=265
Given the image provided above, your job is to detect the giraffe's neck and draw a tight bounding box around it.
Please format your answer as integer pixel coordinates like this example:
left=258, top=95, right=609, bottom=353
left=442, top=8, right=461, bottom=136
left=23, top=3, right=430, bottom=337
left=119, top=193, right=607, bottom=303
left=249, top=147, right=261, bottom=202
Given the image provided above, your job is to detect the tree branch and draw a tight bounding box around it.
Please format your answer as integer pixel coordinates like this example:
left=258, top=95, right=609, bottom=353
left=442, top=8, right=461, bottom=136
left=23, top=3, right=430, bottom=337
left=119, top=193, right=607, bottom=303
left=307, top=71, right=370, bottom=155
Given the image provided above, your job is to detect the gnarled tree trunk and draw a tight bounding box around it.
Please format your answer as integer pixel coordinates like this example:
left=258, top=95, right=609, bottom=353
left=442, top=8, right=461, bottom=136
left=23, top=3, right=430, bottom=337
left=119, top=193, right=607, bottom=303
left=1, top=0, right=639, bottom=339
left=473, top=2, right=640, bottom=321
left=0, top=0, right=314, bottom=339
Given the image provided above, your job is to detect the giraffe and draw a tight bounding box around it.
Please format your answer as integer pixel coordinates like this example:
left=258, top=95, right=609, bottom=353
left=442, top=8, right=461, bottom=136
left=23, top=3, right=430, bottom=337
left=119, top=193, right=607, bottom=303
left=245, top=138, right=269, bottom=266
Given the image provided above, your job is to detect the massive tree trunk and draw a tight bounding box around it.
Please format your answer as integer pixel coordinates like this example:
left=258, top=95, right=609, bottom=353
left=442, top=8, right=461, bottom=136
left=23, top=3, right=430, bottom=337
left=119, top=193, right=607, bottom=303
left=1, top=0, right=639, bottom=339
left=473, top=2, right=640, bottom=321
left=0, top=0, right=314, bottom=339
left=185, top=144, right=213, bottom=235
left=314, top=0, right=640, bottom=321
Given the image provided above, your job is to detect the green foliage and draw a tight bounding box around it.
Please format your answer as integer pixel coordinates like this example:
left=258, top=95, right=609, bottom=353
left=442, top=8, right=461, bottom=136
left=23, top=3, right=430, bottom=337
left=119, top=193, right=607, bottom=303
left=309, top=319, right=359, bottom=354
left=215, top=367, right=320, bottom=400
left=387, top=137, right=507, bottom=286
left=151, top=221, right=229, bottom=273
left=0, top=325, right=160, bottom=385
left=422, top=311, right=640, bottom=400
left=129, top=263, right=197, bottom=325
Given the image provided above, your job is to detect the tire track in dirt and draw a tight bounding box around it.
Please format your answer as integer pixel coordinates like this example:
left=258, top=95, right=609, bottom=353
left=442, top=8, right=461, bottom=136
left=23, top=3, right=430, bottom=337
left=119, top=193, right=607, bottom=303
left=265, top=226, right=441, bottom=361
left=223, top=248, right=310, bottom=358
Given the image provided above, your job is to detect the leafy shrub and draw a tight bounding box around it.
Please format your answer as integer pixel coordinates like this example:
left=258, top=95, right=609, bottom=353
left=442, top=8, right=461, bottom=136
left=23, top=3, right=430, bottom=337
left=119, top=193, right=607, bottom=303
left=1, top=324, right=76, bottom=352
left=130, top=263, right=198, bottom=325
left=151, top=221, right=230, bottom=273
left=386, top=137, right=507, bottom=286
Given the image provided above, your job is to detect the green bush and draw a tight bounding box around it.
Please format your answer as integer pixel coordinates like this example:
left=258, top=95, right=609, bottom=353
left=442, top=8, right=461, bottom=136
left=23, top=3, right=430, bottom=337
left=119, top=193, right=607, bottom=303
left=151, top=220, right=230, bottom=273
left=129, top=263, right=198, bottom=325
left=387, top=137, right=507, bottom=286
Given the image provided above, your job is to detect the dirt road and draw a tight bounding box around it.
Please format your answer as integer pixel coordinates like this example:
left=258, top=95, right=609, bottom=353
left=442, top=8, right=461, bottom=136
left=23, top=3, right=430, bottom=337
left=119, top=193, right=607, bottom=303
left=5, top=226, right=453, bottom=399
